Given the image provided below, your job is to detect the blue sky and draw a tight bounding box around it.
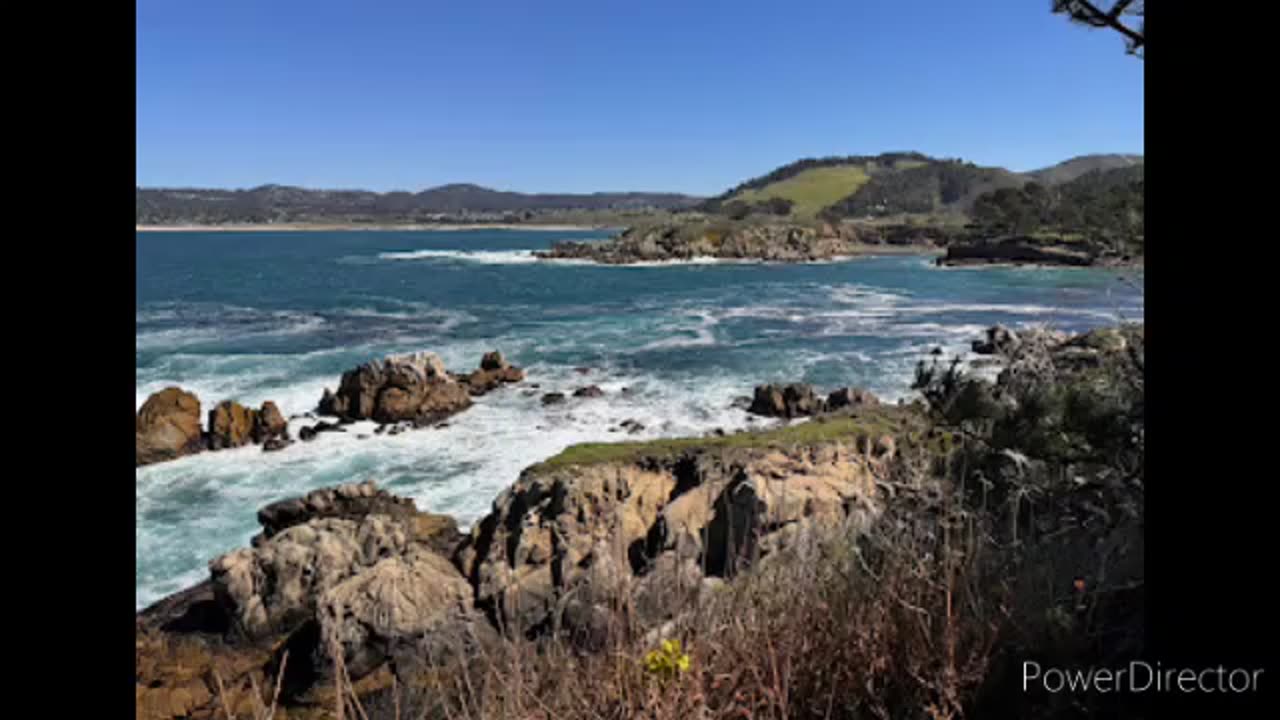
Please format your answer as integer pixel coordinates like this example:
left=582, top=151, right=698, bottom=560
left=136, top=0, right=1144, bottom=196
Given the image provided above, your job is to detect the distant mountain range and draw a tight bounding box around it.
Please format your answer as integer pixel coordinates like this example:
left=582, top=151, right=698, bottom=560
left=135, top=183, right=703, bottom=225
left=135, top=153, right=1141, bottom=225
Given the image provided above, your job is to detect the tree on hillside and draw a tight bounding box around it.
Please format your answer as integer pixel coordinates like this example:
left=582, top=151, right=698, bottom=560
left=1053, top=0, right=1144, bottom=58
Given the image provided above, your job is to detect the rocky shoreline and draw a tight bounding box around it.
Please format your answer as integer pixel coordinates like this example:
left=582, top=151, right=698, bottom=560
left=138, top=404, right=921, bottom=718
left=535, top=220, right=962, bottom=265
left=536, top=219, right=1139, bottom=269
left=136, top=323, right=1143, bottom=719
left=936, top=234, right=1143, bottom=268
left=136, top=350, right=528, bottom=467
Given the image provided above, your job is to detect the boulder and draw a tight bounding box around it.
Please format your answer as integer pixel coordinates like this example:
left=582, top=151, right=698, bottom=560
left=573, top=385, right=604, bottom=398
left=826, top=387, right=879, bottom=411
left=972, top=325, right=1021, bottom=356
left=139, top=481, right=474, bottom=716
left=316, top=549, right=476, bottom=678
left=541, top=392, right=567, bottom=406
left=262, top=437, right=292, bottom=453
left=137, top=387, right=204, bottom=466
left=210, top=514, right=412, bottom=640
left=747, top=383, right=825, bottom=418
left=318, top=351, right=472, bottom=424
left=256, top=480, right=418, bottom=541
left=208, top=400, right=257, bottom=450
left=461, top=366, right=525, bottom=396
left=480, top=351, right=508, bottom=371
left=252, top=401, right=288, bottom=443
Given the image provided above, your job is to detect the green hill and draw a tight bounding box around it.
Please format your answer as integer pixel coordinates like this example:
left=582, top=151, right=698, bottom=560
left=968, top=165, right=1145, bottom=256
left=1027, top=154, right=1144, bottom=186
left=701, top=152, right=1026, bottom=221
left=726, top=165, right=873, bottom=218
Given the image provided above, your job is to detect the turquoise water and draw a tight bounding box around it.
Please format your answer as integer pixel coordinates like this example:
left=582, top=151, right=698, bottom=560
left=135, top=229, right=1144, bottom=608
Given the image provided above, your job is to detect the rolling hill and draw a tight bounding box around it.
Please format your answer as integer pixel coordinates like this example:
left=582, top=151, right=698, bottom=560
left=698, top=152, right=1142, bottom=222
left=1026, top=154, right=1144, bottom=186
left=135, top=184, right=703, bottom=225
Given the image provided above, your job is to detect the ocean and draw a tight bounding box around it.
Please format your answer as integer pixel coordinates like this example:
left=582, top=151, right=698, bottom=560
left=135, top=228, right=1144, bottom=609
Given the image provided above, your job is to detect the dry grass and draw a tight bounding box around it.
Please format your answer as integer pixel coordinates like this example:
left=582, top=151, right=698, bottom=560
left=218, top=427, right=1141, bottom=720
left=295, top=451, right=1128, bottom=720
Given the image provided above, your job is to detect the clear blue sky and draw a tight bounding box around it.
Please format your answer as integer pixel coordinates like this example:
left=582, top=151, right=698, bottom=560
left=136, top=0, right=1144, bottom=196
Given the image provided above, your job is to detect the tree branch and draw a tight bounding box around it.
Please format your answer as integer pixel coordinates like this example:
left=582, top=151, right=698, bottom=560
left=1062, top=0, right=1145, bottom=53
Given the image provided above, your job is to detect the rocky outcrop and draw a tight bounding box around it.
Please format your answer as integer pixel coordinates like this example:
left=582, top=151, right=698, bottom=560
left=253, top=401, right=288, bottom=443
left=139, top=390, right=290, bottom=467
left=971, top=324, right=1022, bottom=356
left=826, top=387, right=879, bottom=410
left=457, top=351, right=526, bottom=396
left=138, top=401, right=936, bottom=718
left=748, top=383, right=825, bottom=418
left=937, top=236, right=1096, bottom=267
left=137, top=480, right=476, bottom=719
left=137, top=387, right=204, bottom=466
left=317, top=548, right=479, bottom=678
left=207, top=400, right=257, bottom=450
left=455, top=417, right=907, bottom=638
left=317, top=351, right=472, bottom=424
left=746, top=384, right=880, bottom=419
left=209, top=399, right=291, bottom=451
left=537, top=221, right=863, bottom=264
left=255, top=482, right=415, bottom=541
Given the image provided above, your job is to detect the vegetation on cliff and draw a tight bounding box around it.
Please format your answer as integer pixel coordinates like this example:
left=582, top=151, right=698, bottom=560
left=138, top=321, right=1144, bottom=720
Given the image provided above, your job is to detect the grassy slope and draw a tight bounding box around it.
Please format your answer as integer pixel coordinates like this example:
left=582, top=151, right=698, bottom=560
left=1027, top=154, right=1144, bottom=186
left=529, top=405, right=945, bottom=474
left=721, top=157, right=1027, bottom=220
left=727, top=165, right=873, bottom=218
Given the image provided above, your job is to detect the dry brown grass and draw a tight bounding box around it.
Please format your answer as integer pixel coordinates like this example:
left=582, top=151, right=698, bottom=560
left=217, top=439, right=1141, bottom=720
left=338, top=459, right=1017, bottom=720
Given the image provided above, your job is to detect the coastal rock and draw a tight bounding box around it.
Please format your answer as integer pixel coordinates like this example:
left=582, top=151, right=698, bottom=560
left=541, top=392, right=566, bottom=406
left=457, top=434, right=894, bottom=637
left=573, top=385, right=604, bottom=398
left=252, top=401, right=288, bottom=443
left=210, top=514, right=412, bottom=640
left=748, top=383, right=825, bottom=418
left=536, top=221, right=864, bottom=265
left=318, top=350, right=472, bottom=424
left=262, top=437, right=292, bottom=452
left=826, top=387, right=879, bottom=411
left=972, top=325, right=1020, bottom=356
left=461, top=365, right=526, bottom=396
left=938, top=236, right=1096, bottom=267
left=480, top=351, right=508, bottom=371
left=137, top=387, right=204, bottom=466
left=256, top=480, right=417, bottom=541
left=317, top=549, right=477, bottom=679
left=207, top=400, right=258, bottom=450
left=299, top=421, right=345, bottom=442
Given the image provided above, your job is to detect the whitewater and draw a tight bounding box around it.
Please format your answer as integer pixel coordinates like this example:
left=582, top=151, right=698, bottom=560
left=136, top=228, right=1144, bottom=608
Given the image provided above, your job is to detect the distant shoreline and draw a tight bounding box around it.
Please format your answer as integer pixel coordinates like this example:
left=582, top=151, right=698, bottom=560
left=136, top=223, right=616, bottom=233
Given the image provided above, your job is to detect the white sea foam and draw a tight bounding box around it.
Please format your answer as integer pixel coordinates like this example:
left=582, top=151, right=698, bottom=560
left=135, top=255, right=1145, bottom=609
left=135, top=359, right=767, bottom=609
left=378, top=249, right=543, bottom=264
